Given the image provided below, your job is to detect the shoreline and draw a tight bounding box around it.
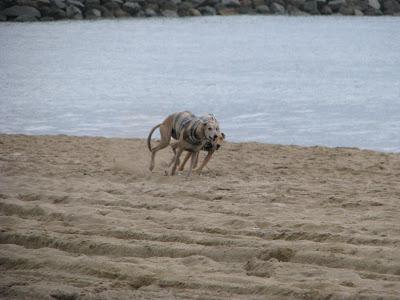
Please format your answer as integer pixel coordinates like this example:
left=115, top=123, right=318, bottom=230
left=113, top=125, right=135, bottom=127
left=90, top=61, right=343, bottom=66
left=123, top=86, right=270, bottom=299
left=1, top=132, right=398, bottom=154
left=1, top=133, right=400, bottom=299
left=1, top=0, right=399, bottom=22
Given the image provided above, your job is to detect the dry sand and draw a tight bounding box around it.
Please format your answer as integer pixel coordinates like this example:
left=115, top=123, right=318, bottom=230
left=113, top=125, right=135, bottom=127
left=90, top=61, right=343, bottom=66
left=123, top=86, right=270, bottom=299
left=1, top=134, right=400, bottom=299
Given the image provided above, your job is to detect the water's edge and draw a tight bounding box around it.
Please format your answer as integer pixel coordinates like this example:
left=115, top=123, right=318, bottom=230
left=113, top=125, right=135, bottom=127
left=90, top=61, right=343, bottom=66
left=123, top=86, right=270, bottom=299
left=2, top=132, right=398, bottom=154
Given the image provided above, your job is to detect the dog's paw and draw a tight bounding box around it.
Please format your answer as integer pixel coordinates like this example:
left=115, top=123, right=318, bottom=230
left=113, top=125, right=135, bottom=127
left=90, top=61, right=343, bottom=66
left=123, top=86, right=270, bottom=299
left=193, top=169, right=203, bottom=175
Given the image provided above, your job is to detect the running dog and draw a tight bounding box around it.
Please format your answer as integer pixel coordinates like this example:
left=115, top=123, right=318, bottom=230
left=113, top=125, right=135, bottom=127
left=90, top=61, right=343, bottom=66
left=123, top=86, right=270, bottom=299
left=169, top=132, right=225, bottom=174
left=147, top=111, right=220, bottom=177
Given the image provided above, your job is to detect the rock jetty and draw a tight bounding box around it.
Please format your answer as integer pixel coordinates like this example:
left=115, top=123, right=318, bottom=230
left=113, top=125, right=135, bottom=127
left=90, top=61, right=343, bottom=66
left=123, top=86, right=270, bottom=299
left=0, top=0, right=399, bottom=22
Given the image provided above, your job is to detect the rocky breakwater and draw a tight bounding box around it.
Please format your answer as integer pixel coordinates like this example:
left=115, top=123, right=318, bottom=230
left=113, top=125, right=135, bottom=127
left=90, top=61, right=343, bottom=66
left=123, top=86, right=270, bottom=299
left=0, top=0, right=399, bottom=22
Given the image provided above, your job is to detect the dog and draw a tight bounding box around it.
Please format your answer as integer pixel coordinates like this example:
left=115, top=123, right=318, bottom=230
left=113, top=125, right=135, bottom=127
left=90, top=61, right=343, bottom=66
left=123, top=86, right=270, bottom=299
left=169, top=132, right=225, bottom=174
left=147, top=111, right=220, bottom=177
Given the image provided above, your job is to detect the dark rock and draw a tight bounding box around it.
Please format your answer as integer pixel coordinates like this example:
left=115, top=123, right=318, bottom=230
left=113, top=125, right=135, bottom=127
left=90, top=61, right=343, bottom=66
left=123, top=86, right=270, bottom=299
left=145, top=3, right=159, bottom=10
left=99, top=5, right=115, bottom=16
left=72, top=12, right=83, bottom=18
left=15, top=14, right=39, bottom=21
left=191, top=0, right=206, bottom=6
left=238, top=5, right=251, bottom=13
left=222, top=0, right=241, bottom=7
left=363, top=6, right=383, bottom=14
left=320, top=4, right=332, bottom=13
left=160, top=0, right=178, bottom=10
left=113, top=7, right=129, bottom=16
left=161, top=9, right=178, bottom=16
left=288, top=4, right=310, bottom=13
left=67, top=0, right=85, bottom=8
left=270, top=2, right=285, bottom=13
left=66, top=4, right=82, bottom=17
left=256, top=4, right=270, bottom=12
left=218, top=7, right=239, bottom=14
left=102, top=0, right=123, bottom=5
left=240, top=0, right=252, bottom=7
left=52, top=0, right=67, bottom=9
left=367, top=0, right=380, bottom=10
left=188, top=7, right=201, bottom=15
left=40, top=15, right=55, bottom=20
left=287, top=0, right=306, bottom=8
left=303, top=0, right=320, bottom=13
left=37, top=0, right=51, bottom=5
left=164, top=8, right=179, bottom=16
left=0, top=0, right=15, bottom=7
left=252, top=0, right=266, bottom=7
left=41, top=6, right=66, bottom=18
left=339, top=3, right=354, bottom=14
left=328, top=0, right=346, bottom=12
left=316, top=0, right=326, bottom=10
left=198, top=5, right=216, bottom=14
left=271, top=0, right=286, bottom=5
left=122, top=1, right=141, bottom=14
left=0, top=14, right=7, bottom=21
left=177, top=1, right=193, bottom=16
left=85, top=4, right=114, bottom=17
left=178, top=2, right=194, bottom=10
left=382, top=0, right=400, bottom=14
left=357, top=0, right=369, bottom=11
left=136, top=9, right=146, bottom=16
left=85, top=7, right=102, bottom=18
left=16, top=0, right=38, bottom=7
left=124, top=0, right=143, bottom=4
left=354, top=7, right=363, bottom=14
left=144, top=7, right=157, bottom=16
left=104, top=1, right=120, bottom=9
left=2, top=5, right=41, bottom=18
left=85, top=0, right=101, bottom=5
left=196, top=0, right=219, bottom=7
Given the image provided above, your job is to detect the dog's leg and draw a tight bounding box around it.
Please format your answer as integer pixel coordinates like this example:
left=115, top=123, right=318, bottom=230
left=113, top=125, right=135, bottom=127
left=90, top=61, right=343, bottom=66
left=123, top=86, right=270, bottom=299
left=150, top=124, right=171, bottom=171
left=187, top=151, right=199, bottom=177
left=171, top=147, right=184, bottom=176
left=168, top=142, right=178, bottom=167
left=193, top=152, right=200, bottom=169
left=179, top=152, right=192, bottom=171
left=195, top=151, right=214, bottom=174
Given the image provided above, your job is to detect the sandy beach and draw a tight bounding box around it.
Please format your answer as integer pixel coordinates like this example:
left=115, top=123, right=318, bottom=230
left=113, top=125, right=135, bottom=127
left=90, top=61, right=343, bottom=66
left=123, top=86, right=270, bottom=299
left=0, top=134, right=400, bottom=299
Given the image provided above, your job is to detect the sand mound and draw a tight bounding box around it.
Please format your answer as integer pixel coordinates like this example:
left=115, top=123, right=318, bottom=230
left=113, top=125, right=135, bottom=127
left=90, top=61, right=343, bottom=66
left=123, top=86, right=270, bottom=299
left=1, top=134, right=400, bottom=299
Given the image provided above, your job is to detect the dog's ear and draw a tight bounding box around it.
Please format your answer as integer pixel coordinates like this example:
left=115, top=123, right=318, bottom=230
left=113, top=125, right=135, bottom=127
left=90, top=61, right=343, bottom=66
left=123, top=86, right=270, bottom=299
left=221, top=132, right=226, bottom=139
left=209, top=113, right=216, bottom=121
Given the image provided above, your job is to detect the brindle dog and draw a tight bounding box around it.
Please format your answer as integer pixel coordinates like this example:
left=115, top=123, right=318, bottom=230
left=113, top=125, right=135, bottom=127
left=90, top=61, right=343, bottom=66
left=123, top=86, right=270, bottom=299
left=169, top=133, right=225, bottom=174
left=147, top=111, right=220, bottom=177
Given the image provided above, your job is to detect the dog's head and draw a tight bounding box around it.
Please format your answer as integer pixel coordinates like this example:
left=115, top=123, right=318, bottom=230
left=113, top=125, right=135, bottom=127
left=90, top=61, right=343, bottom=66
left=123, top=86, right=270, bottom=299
left=201, top=114, right=220, bottom=142
left=215, top=132, right=225, bottom=150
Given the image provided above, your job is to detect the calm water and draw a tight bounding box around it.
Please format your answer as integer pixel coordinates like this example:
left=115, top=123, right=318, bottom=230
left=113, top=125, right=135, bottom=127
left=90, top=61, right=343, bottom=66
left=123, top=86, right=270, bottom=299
left=1, top=16, right=399, bottom=152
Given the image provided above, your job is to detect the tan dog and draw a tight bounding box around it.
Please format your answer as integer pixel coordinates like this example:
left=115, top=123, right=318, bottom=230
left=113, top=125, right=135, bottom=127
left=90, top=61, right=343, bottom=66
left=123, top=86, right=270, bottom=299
left=147, top=111, right=220, bottom=177
left=170, top=132, right=225, bottom=174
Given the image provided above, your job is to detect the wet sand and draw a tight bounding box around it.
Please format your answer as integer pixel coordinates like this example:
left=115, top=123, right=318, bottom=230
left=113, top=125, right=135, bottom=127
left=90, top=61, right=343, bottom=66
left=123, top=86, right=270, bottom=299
left=1, top=134, right=400, bottom=299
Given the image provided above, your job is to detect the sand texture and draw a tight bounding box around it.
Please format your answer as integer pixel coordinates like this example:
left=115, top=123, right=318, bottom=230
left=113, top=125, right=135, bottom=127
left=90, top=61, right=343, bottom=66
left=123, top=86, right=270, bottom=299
left=1, top=134, right=400, bottom=299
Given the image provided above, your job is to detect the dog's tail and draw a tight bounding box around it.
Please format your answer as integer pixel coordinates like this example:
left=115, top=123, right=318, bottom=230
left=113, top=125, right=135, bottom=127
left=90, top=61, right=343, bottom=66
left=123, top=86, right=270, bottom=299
left=147, top=124, right=161, bottom=152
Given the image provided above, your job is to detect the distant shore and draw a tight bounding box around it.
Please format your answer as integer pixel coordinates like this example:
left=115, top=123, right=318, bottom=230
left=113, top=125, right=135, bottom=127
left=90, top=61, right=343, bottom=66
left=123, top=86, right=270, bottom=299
left=1, top=0, right=399, bottom=22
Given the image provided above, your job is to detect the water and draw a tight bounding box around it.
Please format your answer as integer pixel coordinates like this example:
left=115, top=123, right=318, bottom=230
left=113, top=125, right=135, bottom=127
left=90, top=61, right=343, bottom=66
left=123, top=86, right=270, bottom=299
left=1, top=16, right=400, bottom=152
